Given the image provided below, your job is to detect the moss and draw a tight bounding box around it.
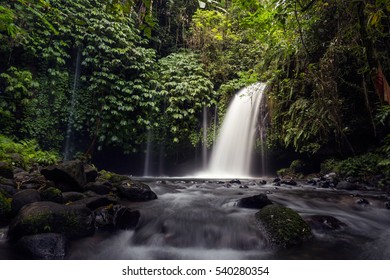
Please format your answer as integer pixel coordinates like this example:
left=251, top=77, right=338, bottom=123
left=255, top=205, right=312, bottom=248
left=40, top=187, right=63, bottom=203
left=0, top=192, right=12, bottom=224
left=98, top=170, right=129, bottom=184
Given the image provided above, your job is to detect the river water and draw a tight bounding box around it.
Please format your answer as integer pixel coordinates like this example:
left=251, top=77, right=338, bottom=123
left=65, top=179, right=390, bottom=260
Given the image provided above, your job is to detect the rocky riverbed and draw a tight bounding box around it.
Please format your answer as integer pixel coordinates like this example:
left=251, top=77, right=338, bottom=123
left=1, top=161, right=390, bottom=259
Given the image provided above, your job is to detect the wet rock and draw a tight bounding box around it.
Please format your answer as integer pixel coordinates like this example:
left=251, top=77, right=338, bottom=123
left=84, top=164, right=98, bottom=183
left=255, top=205, right=312, bottom=248
left=305, top=215, right=347, bottom=231
left=336, top=181, right=361, bottom=190
left=273, top=182, right=281, bottom=187
left=385, top=202, right=390, bottom=210
left=8, top=201, right=95, bottom=241
left=239, top=185, right=249, bottom=189
left=237, top=194, right=273, bottom=209
left=0, top=184, right=17, bottom=197
left=224, top=183, right=232, bottom=188
left=70, top=195, right=118, bottom=211
left=281, top=179, right=297, bottom=186
left=259, top=180, right=267, bottom=185
left=114, top=207, right=140, bottom=230
left=41, top=160, right=86, bottom=191
left=306, top=178, right=319, bottom=186
left=40, top=187, right=63, bottom=204
left=0, top=177, right=16, bottom=188
left=0, top=162, right=14, bottom=179
left=273, top=178, right=281, bottom=183
left=94, top=206, right=115, bottom=230
left=84, top=181, right=112, bottom=195
left=17, top=233, right=68, bottom=260
left=118, top=180, right=157, bottom=201
left=11, top=189, right=41, bottom=214
left=0, top=192, right=12, bottom=226
left=19, top=174, right=49, bottom=190
left=356, top=198, right=370, bottom=206
left=62, top=192, right=86, bottom=203
left=229, top=179, right=241, bottom=184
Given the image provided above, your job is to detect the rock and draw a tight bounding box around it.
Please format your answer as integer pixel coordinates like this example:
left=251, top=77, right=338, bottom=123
left=336, top=181, right=361, bottom=190
left=41, top=160, right=87, bottom=191
left=0, top=177, right=16, bottom=188
left=281, top=179, right=297, bottom=186
left=94, top=206, right=115, bottom=230
left=0, top=162, right=14, bottom=179
left=19, top=173, right=49, bottom=190
left=117, top=180, right=157, bottom=201
left=17, top=233, right=68, bottom=260
left=237, top=194, right=273, bottom=209
left=229, top=179, right=241, bottom=184
left=273, top=178, right=281, bottom=183
left=239, top=185, right=249, bottom=189
left=255, top=205, right=312, bottom=248
left=306, top=178, right=319, bottom=186
left=8, top=201, right=95, bottom=241
left=84, top=181, right=112, bottom=195
left=356, top=198, right=370, bottom=206
left=84, top=164, right=98, bottom=183
left=0, top=184, right=17, bottom=197
left=305, top=215, right=347, bottom=231
left=0, top=192, right=12, bottom=226
left=70, top=195, right=118, bottom=211
left=259, top=180, right=267, bottom=185
left=385, top=202, right=390, bottom=210
left=62, top=192, right=86, bottom=203
left=11, top=189, right=41, bottom=214
left=114, top=207, right=140, bottom=230
left=40, top=187, right=63, bottom=204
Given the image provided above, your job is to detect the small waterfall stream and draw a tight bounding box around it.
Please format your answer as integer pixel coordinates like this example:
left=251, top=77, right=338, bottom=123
left=64, top=47, right=82, bottom=160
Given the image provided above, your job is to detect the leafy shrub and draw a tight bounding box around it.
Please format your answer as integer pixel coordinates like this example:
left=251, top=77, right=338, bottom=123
left=0, top=134, right=59, bottom=168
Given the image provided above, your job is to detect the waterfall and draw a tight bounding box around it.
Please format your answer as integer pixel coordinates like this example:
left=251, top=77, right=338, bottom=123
left=205, top=83, right=267, bottom=178
left=202, top=106, right=208, bottom=169
left=64, top=47, right=82, bottom=160
left=143, top=129, right=153, bottom=176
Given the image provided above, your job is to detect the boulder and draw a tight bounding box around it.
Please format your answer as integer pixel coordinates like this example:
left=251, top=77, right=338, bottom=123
left=0, top=177, right=16, bottom=188
left=237, top=194, right=273, bottom=209
left=114, top=207, right=140, bottom=230
left=62, top=192, right=86, bottom=203
left=17, top=233, right=68, bottom=260
left=0, top=184, right=17, bottom=197
left=229, top=179, right=241, bottom=184
left=8, top=201, right=95, bottom=241
left=84, top=181, right=112, bottom=195
left=41, top=160, right=86, bottom=191
left=11, top=189, right=41, bottom=214
left=336, top=181, right=361, bottom=190
left=40, top=187, right=63, bottom=204
left=281, top=179, right=297, bottom=186
left=84, top=164, right=98, bottom=183
left=117, top=180, right=157, bottom=201
left=0, top=162, right=14, bottom=179
left=0, top=192, right=12, bottom=226
left=305, top=215, right=347, bottom=231
left=255, top=205, right=312, bottom=248
left=70, top=195, right=118, bottom=211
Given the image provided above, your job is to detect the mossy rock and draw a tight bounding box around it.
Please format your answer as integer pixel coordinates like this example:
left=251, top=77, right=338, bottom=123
left=98, top=170, right=129, bottom=185
left=255, top=205, right=312, bottom=248
left=0, top=162, right=14, bottom=179
left=40, top=187, right=63, bottom=204
left=8, top=201, right=95, bottom=241
left=0, top=192, right=12, bottom=226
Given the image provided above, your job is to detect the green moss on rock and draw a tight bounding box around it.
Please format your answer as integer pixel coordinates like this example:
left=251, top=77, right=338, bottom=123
left=0, top=192, right=12, bottom=225
left=255, top=205, right=312, bottom=248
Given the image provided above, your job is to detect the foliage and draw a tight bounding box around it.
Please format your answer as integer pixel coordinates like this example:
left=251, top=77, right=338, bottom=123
left=154, top=50, right=215, bottom=146
left=0, top=134, right=59, bottom=168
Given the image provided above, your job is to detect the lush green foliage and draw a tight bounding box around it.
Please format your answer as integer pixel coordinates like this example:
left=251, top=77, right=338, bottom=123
left=0, top=134, right=59, bottom=168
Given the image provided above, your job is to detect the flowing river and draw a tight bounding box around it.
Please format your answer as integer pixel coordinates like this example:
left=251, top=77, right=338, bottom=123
left=62, top=179, right=390, bottom=260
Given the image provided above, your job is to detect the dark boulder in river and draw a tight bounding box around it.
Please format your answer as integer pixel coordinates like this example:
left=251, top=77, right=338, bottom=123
left=255, top=205, right=312, bottom=248
left=17, top=233, right=68, bottom=260
left=118, top=180, right=157, bottom=201
left=237, top=194, right=272, bottom=209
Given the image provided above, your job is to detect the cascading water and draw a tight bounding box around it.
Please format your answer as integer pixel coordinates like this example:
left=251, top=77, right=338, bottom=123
left=143, top=129, right=153, bottom=176
left=64, top=47, right=82, bottom=160
left=204, top=83, right=267, bottom=178
left=202, top=106, right=208, bottom=169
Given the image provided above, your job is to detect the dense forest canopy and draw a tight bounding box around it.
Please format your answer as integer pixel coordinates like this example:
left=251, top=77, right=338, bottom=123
left=0, top=0, right=389, bottom=180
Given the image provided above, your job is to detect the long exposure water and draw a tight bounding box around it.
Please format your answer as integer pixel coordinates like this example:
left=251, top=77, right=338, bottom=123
left=63, top=179, right=390, bottom=260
